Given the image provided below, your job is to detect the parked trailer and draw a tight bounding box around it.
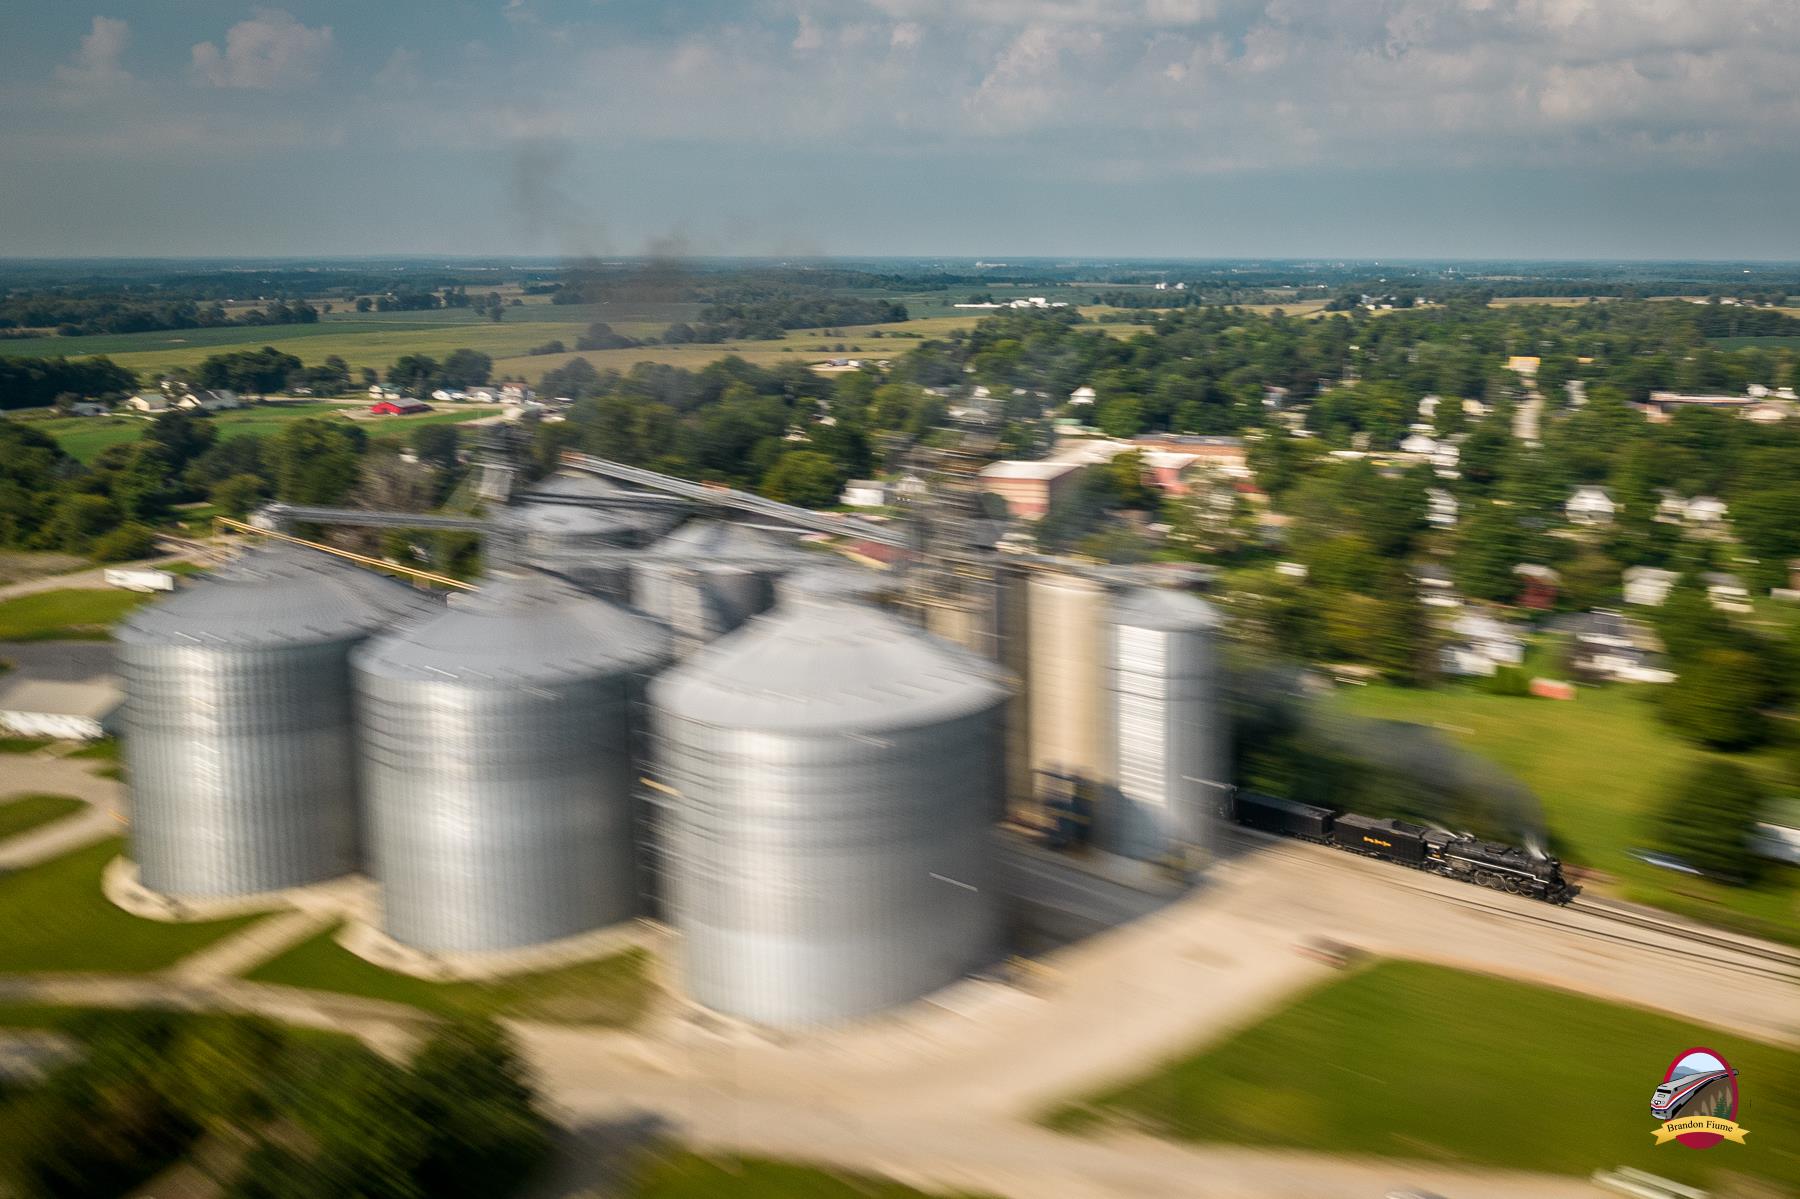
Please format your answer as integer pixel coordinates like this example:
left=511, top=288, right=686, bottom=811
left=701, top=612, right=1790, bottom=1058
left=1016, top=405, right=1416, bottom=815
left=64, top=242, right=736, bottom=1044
left=104, top=568, right=176, bottom=593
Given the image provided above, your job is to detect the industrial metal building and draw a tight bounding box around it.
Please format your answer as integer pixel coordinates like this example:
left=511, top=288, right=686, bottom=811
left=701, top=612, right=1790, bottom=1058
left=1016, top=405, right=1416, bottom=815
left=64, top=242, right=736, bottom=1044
left=353, top=573, right=674, bottom=953
left=115, top=545, right=437, bottom=898
left=650, top=596, right=1008, bottom=1027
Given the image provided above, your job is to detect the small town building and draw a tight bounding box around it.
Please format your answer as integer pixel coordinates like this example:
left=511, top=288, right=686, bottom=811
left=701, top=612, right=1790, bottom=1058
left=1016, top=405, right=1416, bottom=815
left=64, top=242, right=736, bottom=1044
left=978, top=459, right=1082, bottom=520
left=175, top=388, right=240, bottom=412
left=839, top=480, right=892, bottom=508
left=1513, top=563, right=1561, bottom=610
left=1622, top=566, right=1678, bottom=607
left=126, top=393, right=173, bottom=413
left=1556, top=610, right=1674, bottom=684
left=1439, top=612, right=1526, bottom=677
left=1566, top=486, right=1616, bottom=526
left=1426, top=487, right=1458, bottom=529
left=370, top=399, right=432, bottom=416
left=1703, top=572, right=1751, bottom=612
left=1068, top=386, right=1097, bottom=407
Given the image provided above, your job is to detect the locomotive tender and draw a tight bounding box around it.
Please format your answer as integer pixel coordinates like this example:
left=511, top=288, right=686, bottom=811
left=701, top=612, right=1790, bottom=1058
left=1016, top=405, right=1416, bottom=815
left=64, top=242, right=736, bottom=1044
left=1233, top=792, right=1580, bottom=904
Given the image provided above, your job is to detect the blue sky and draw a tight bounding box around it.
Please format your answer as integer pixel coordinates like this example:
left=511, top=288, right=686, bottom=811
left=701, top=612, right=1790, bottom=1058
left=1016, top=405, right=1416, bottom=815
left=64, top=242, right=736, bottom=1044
left=6, top=1, right=1800, bottom=259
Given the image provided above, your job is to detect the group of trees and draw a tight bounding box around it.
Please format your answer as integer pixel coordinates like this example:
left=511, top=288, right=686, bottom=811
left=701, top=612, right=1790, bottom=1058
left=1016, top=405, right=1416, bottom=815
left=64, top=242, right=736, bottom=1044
left=6, top=1012, right=547, bottom=1199
left=386, top=349, right=493, bottom=396
left=0, top=295, right=319, bottom=338
left=0, top=356, right=137, bottom=411
left=666, top=296, right=908, bottom=343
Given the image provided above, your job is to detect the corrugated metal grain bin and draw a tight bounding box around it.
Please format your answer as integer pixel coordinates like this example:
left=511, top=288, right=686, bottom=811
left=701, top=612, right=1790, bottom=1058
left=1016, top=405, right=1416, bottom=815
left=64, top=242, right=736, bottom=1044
left=1027, top=571, right=1111, bottom=793
left=634, top=521, right=806, bottom=655
left=651, top=597, right=1007, bottom=1027
left=1101, top=587, right=1226, bottom=862
left=115, top=545, right=437, bottom=898
left=353, top=572, right=673, bottom=953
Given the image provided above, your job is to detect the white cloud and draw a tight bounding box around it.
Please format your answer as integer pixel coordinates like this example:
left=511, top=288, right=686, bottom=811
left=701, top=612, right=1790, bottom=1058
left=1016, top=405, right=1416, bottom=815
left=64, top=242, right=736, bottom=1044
left=191, top=10, right=334, bottom=90
left=55, top=16, right=131, bottom=91
left=374, top=47, right=422, bottom=92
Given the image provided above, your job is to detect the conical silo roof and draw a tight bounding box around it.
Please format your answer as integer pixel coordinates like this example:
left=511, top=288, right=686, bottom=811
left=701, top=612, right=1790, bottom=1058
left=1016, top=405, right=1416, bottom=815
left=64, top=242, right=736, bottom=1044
left=527, top=473, right=625, bottom=501
left=642, top=520, right=805, bottom=564
left=776, top=562, right=891, bottom=605
left=354, top=572, right=670, bottom=685
left=652, top=599, right=1006, bottom=734
left=116, top=543, right=437, bottom=649
left=1111, top=587, right=1222, bottom=631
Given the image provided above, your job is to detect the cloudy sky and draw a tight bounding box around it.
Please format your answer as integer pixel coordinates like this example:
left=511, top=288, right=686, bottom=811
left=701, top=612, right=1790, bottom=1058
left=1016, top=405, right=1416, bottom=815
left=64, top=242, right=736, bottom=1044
left=6, top=1, right=1800, bottom=259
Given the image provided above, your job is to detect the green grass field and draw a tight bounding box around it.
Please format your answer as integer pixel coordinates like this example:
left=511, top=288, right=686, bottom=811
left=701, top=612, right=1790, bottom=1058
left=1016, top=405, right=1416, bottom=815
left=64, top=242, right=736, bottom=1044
left=1331, top=682, right=1799, bottom=943
left=0, top=838, right=260, bottom=973
left=1046, top=960, right=1800, bottom=1190
left=245, top=926, right=653, bottom=1025
left=0, top=796, right=86, bottom=842
left=0, top=588, right=148, bottom=640
left=25, top=399, right=501, bottom=463
left=619, top=1153, right=997, bottom=1199
left=0, top=738, right=51, bottom=755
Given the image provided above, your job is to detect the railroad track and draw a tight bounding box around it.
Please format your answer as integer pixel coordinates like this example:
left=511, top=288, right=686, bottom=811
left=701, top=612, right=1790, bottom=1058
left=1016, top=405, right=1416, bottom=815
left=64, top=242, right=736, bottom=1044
left=1230, top=832, right=1800, bottom=987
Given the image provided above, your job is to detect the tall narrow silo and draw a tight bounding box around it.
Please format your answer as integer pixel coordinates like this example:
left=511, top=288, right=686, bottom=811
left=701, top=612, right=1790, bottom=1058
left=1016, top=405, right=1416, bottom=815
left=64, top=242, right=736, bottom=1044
left=634, top=521, right=805, bottom=654
left=1101, top=587, right=1226, bottom=862
left=115, top=545, right=436, bottom=898
left=652, top=598, right=1007, bottom=1027
left=353, top=574, right=673, bottom=953
left=1027, top=571, right=1112, bottom=799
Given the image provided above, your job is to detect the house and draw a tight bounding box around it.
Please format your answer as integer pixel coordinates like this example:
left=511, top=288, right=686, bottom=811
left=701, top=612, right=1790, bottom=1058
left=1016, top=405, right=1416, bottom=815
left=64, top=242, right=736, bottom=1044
left=1413, top=561, right=1459, bottom=608
left=1566, top=486, right=1616, bottom=526
left=1141, top=450, right=1200, bottom=495
left=1426, top=487, right=1458, bottom=529
left=895, top=473, right=927, bottom=501
left=978, top=459, right=1082, bottom=520
left=126, top=393, right=173, bottom=413
left=1439, top=612, right=1526, bottom=677
left=175, top=388, right=240, bottom=412
left=370, top=400, right=432, bottom=416
left=1263, top=386, right=1290, bottom=409
left=369, top=384, right=403, bottom=401
left=1640, top=391, right=1755, bottom=422
left=1703, top=572, right=1751, bottom=613
left=1565, top=380, right=1587, bottom=406
left=1622, top=566, right=1678, bottom=607
left=1686, top=496, right=1728, bottom=525
left=1556, top=609, right=1674, bottom=684
left=1514, top=563, right=1560, bottom=610
left=467, top=388, right=499, bottom=404
left=1505, top=356, right=1540, bottom=379
left=1430, top=440, right=1461, bottom=476
left=1128, top=434, right=1248, bottom=475
left=1399, top=432, right=1437, bottom=457
left=1418, top=394, right=1441, bottom=420
left=431, top=388, right=470, bottom=403
left=1744, top=400, right=1794, bottom=423
left=1069, top=386, right=1097, bottom=407
left=0, top=677, right=122, bottom=741
left=500, top=383, right=534, bottom=403
left=64, top=400, right=109, bottom=417
left=840, top=480, right=891, bottom=508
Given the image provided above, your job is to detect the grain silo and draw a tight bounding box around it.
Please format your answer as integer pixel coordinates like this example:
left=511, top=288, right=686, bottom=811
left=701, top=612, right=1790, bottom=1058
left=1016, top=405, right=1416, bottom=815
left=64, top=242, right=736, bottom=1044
left=1027, top=571, right=1112, bottom=800
left=353, top=573, right=672, bottom=953
left=652, top=598, right=1007, bottom=1027
left=1100, top=587, right=1226, bottom=862
left=115, top=545, right=436, bottom=898
left=634, top=521, right=806, bottom=654
left=774, top=561, right=892, bottom=607
left=507, top=502, right=637, bottom=600
left=523, top=472, right=684, bottom=544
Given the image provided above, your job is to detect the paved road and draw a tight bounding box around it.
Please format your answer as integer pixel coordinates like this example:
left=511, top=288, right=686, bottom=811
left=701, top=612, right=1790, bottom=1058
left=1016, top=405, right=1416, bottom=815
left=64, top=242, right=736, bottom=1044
left=0, top=640, right=113, bottom=682
left=0, top=753, right=124, bottom=869
left=0, top=550, right=191, bottom=602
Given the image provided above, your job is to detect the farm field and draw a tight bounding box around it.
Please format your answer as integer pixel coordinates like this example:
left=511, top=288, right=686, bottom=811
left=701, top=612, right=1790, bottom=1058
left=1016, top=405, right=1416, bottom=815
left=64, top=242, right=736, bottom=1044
left=245, top=925, right=653, bottom=1025
left=23, top=399, right=502, bottom=463
left=1330, top=682, right=1798, bottom=944
left=1046, top=959, right=1798, bottom=1192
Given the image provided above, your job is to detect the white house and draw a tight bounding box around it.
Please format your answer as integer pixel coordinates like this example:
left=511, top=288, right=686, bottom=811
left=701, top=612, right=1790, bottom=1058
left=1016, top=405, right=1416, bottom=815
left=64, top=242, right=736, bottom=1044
left=369, top=384, right=403, bottom=401
left=1559, top=610, right=1675, bottom=684
left=1431, top=441, right=1461, bottom=475
left=431, top=388, right=470, bottom=403
left=500, top=382, right=534, bottom=403
left=126, top=393, right=173, bottom=413
left=1400, top=432, right=1438, bottom=457
left=840, top=480, right=892, bottom=508
left=1686, top=495, right=1728, bottom=525
left=1566, top=486, right=1616, bottom=526
left=1426, top=487, right=1459, bottom=529
left=1418, top=394, right=1441, bottom=419
left=1439, top=612, right=1526, bottom=677
left=1069, top=386, right=1097, bottom=407
left=1622, top=566, right=1678, bottom=607
left=176, top=389, right=240, bottom=412
left=1703, top=572, right=1751, bottom=612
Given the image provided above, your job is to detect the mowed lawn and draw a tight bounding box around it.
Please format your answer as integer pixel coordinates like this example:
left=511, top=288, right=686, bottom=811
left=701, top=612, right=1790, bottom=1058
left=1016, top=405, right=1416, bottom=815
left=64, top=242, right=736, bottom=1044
left=619, top=1153, right=999, bottom=1199
left=245, top=924, right=654, bottom=1026
left=1331, top=682, right=1800, bottom=944
left=0, top=795, right=86, bottom=842
left=1046, top=960, right=1800, bottom=1191
left=0, top=588, right=149, bottom=640
left=0, top=838, right=260, bottom=973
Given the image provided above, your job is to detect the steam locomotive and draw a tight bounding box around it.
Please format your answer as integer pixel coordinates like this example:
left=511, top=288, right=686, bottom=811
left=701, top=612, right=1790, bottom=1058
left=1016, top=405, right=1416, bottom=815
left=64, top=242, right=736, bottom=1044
left=1233, top=792, right=1580, bottom=904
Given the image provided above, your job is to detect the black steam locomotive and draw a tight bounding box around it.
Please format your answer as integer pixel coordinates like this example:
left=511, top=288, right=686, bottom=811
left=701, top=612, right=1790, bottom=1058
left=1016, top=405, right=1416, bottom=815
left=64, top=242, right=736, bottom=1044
left=1233, top=792, right=1580, bottom=904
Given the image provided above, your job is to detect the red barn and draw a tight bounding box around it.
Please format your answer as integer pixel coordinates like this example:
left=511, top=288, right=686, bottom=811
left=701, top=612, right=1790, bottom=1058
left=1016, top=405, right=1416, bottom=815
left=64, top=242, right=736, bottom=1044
left=370, top=400, right=431, bottom=415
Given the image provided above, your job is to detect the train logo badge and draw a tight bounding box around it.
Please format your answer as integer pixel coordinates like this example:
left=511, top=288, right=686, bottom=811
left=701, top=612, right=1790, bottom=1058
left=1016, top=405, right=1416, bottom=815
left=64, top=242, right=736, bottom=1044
left=1650, top=1048, right=1748, bottom=1149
